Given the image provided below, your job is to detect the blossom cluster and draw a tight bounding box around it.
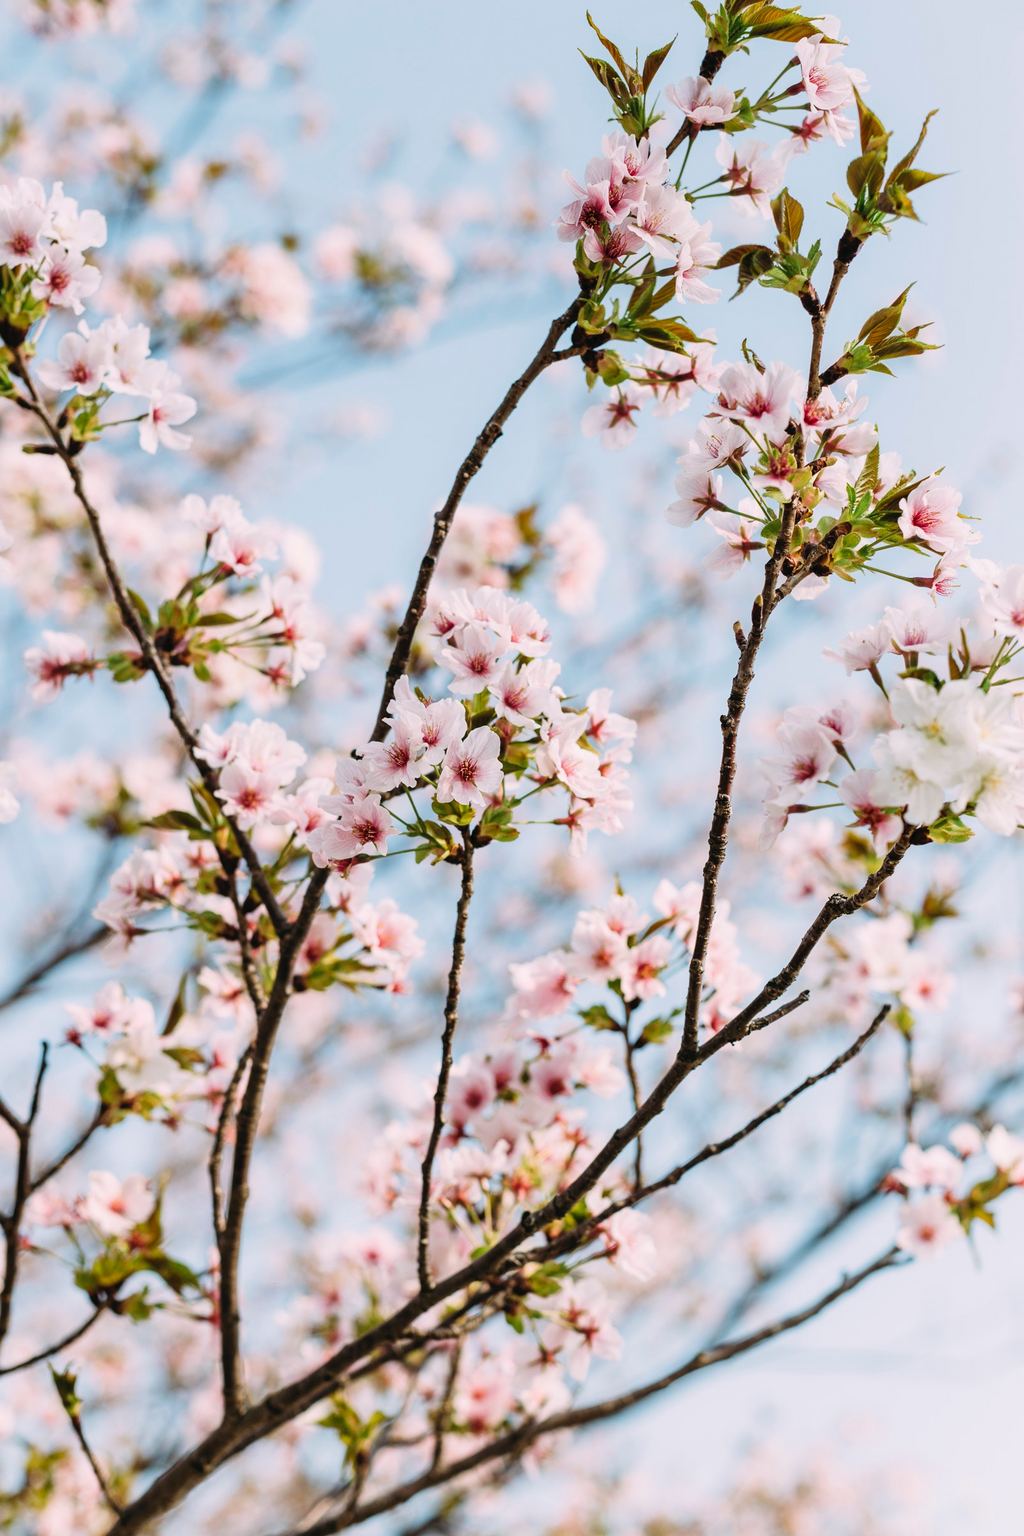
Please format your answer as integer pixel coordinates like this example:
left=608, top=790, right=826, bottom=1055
left=557, top=128, right=720, bottom=303
left=762, top=593, right=1024, bottom=847
left=18, top=489, right=325, bottom=708
left=507, top=882, right=755, bottom=1038
left=0, top=175, right=105, bottom=312
left=889, top=1124, right=1024, bottom=1258
left=37, top=315, right=197, bottom=452
left=311, top=587, right=635, bottom=865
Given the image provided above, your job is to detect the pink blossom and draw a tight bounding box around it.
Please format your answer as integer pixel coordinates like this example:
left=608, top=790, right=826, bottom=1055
left=437, top=725, right=502, bottom=808
left=714, top=137, right=786, bottom=218
left=581, top=386, right=642, bottom=450
left=134, top=361, right=197, bottom=454
left=441, top=622, right=507, bottom=695
left=840, top=769, right=903, bottom=850
left=30, top=243, right=100, bottom=313
left=795, top=34, right=867, bottom=116
left=715, top=360, right=800, bottom=444
left=892, top=1143, right=963, bottom=1193
left=619, top=934, right=672, bottom=1003
left=24, top=629, right=92, bottom=700
left=37, top=324, right=111, bottom=394
left=896, top=1193, right=962, bottom=1258
left=602, top=1209, right=657, bottom=1281
left=898, top=478, right=973, bottom=556
left=666, top=75, right=735, bottom=128
left=310, top=793, right=395, bottom=865
left=80, top=1170, right=154, bottom=1239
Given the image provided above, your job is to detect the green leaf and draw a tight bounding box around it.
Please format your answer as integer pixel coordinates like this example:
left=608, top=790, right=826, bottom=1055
left=771, top=187, right=804, bottom=251
left=147, top=809, right=205, bottom=833
left=716, top=243, right=774, bottom=270
left=579, top=52, right=630, bottom=108
left=127, top=589, right=153, bottom=630
left=585, top=12, right=636, bottom=86
left=642, top=36, right=675, bottom=88
left=857, top=286, right=911, bottom=347
left=578, top=1003, right=618, bottom=1031
left=855, top=88, right=888, bottom=154
left=49, top=1366, right=81, bottom=1419
left=742, top=4, right=833, bottom=43
left=928, top=812, right=973, bottom=845
left=641, top=1017, right=676, bottom=1044
left=853, top=442, right=880, bottom=503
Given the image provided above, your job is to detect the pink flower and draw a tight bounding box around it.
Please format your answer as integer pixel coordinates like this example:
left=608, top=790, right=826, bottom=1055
left=795, top=34, right=867, bottom=116
left=602, top=130, right=668, bottom=184
left=896, top=1193, right=962, bottom=1258
left=136, top=380, right=197, bottom=454
left=581, top=385, right=642, bottom=450
left=892, top=1143, right=963, bottom=1193
left=488, top=658, right=560, bottom=727
left=950, top=1123, right=984, bottom=1159
left=980, top=565, right=1024, bottom=641
left=653, top=878, right=701, bottom=944
left=24, top=630, right=93, bottom=700
left=310, top=793, right=395, bottom=865
left=620, top=934, right=672, bottom=1002
left=630, top=184, right=697, bottom=262
left=30, top=245, right=101, bottom=313
left=437, top=726, right=502, bottom=808
left=447, top=1061, right=497, bottom=1130
left=80, top=1170, right=154, bottom=1239
left=825, top=620, right=891, bottom=673
left=714, top=137, right=786, bottom=218
left=0, top=192, right=47, bottom=266
left=666, top=75, right=735, bottom=128
left=65, top=983, right=145, bottom=1043
left=217, top=760, right=284, bottom=828
left=508, top=951, right=578, bottom=1019
left=898, top=478, right=972, bottom=556
left=666, top=465, right=724, bottom=526
left=602, top=1209, right=657, bottom=1281
left=361, top=719, right=425, bottom=792
left=37, top=325, right=112, bottom=395
left=441, top=622, right=507, bottom=696
left=706, top=508, right=763, bottom=578
left=986, top=1125, right=1024, bottom=1182
left=716, top=360, right=800, bottom=444
left=674, top=217, right=721, bottom=304
left=209, top=506, right=278, bottom=575
left=570, top=910, right=628, bottom=982
left=839, top=768, right=903, bottom=850
left=390, top=678, right=465, bottom=764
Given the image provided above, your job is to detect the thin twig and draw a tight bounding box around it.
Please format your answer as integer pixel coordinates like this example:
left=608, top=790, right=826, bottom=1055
left=418, top=835, right=475, bottom=1291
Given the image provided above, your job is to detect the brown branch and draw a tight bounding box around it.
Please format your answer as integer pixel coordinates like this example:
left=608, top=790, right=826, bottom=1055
left=367, top=296, right=582, bottom=741
left=29, top=1106, right=109, bottom=1196
left=53, top=1372, right=124, bottom=1516
left=0, top=1302, right=108, bottom=1378
left=807, top=230, right=863, bottom=400
left=10, top=353, right=289, bottom=939
left=700, top=827, right=914, bottom=1062
left=0, top=1045, right=48, bottom=1357
left=0, top=924, right=107, bottom=1016
left=679, top=525, right=793, bottom=1058
left=210, top=1045, right=253, bottom=1248
left=418, top=835, right=475, bottom=1291
left=548, top=1004, right=891, bottom=1246
left=268, top=1248, right=901, bottom=1536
